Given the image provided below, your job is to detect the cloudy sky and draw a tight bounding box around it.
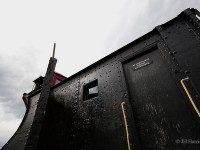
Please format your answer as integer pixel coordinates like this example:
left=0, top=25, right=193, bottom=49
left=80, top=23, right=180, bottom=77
left=0, top=0, right=200, bottom=148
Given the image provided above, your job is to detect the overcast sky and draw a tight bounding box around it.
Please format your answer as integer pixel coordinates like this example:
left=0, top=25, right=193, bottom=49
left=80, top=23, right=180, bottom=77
left=0, top=0, right=200, bottom=148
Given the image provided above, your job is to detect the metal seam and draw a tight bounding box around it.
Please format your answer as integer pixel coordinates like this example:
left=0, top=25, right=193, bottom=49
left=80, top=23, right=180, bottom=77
left=181, top=77, right=200, bottom=118
left=121, top=102, right=131, bottom=150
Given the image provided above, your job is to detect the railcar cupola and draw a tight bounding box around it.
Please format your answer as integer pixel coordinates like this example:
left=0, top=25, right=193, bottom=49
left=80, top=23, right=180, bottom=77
left=32, top=72, right=67, bottom=90
left=33, top=76, right=44, bottom=90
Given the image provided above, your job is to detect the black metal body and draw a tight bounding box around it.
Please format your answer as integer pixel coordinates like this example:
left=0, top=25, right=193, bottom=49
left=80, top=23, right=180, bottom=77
left=2, top=8, right=200, bottom=150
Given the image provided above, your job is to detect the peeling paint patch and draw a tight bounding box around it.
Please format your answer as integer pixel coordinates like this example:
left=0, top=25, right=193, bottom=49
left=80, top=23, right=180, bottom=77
left=152, top=122, right=168, bottom=150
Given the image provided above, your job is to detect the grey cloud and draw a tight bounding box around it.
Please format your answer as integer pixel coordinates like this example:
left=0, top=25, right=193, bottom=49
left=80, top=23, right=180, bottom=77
left=0, top=47, right=42, bottom=117
left=104, top=0, right=200, bottom=54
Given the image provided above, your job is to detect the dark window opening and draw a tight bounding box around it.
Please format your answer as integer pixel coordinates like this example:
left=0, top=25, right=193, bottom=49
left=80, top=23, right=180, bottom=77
left=83, top=80, right=98, bottom=101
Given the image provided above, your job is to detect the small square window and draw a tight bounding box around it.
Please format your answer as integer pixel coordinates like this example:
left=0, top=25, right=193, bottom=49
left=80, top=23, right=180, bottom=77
left=83, top=80, right=98, bottom=101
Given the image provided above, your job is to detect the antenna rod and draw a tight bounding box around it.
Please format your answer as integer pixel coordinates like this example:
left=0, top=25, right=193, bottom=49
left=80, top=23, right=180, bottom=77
left=52, top=43, right=56, bottom=58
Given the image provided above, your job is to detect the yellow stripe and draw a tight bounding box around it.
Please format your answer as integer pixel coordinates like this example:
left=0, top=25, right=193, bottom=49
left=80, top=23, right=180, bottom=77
left=121, top=102, right=131, bottom=150
left=181, top=77, right=200, bottom=118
